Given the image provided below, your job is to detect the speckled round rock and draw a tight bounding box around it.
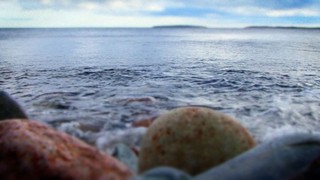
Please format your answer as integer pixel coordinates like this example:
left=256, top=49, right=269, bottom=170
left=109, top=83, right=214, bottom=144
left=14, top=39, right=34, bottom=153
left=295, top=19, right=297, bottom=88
left=138, top=107, right=256, bottom=175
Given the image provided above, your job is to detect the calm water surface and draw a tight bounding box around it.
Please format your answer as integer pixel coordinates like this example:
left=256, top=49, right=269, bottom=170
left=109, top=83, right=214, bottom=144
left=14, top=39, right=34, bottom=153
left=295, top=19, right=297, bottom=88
left=1, top=28, right=319, bottom=149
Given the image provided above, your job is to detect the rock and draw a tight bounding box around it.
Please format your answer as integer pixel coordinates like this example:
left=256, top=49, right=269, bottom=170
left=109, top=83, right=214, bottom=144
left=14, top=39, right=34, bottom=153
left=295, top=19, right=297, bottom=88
left=136, top=167, right=192, bottom=180
left=195, top=133, right=320, bottom=180
left=0, top=90, right=28, bottom=120
left=0, top=119, right=133, bottom=179
left=131, top=146, right=140, bottom=156
left=112, top=143, right=139, bottom=174
left=138, top=107, right=256, bottom=175
left=132, top=116, right=157, bottom=128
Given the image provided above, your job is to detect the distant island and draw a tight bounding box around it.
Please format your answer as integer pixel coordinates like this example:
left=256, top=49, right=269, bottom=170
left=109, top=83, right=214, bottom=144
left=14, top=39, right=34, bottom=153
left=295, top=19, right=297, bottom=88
left=245, top=26, right=320, bottom=30
left=153, top=25, right=207, bottom=29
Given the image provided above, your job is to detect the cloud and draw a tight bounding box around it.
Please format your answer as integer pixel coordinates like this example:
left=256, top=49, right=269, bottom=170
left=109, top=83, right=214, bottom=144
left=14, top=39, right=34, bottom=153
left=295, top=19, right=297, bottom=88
left=213, top=6, right=320, bottom=18
left=265, top=9, right=320, bottom=17
left=8, top=0, right=320, bottom=18
left=1, top=0, right=319, bottom=27
left=15, top=0, right=179, bottom=13
left=252, top=0, right=317, bottom=10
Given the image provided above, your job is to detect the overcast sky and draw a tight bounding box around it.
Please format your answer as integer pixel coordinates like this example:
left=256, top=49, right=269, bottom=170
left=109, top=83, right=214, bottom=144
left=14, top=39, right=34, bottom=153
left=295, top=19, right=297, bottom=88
left=0, top=0, right=319, bottom=28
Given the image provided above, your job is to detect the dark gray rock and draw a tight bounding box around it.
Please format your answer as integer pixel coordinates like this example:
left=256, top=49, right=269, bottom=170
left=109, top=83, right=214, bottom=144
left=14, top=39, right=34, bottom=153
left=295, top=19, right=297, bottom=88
left=195, top=133, right=320, bottom=180
left=0, top=90, right=28, bottom=120
left=136, top=167, right=192, bottom=180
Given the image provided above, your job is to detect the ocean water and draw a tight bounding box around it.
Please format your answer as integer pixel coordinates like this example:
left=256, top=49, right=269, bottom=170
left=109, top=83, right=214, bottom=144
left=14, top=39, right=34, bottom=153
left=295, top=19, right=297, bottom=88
left=1, top=28, right=320, bottom=151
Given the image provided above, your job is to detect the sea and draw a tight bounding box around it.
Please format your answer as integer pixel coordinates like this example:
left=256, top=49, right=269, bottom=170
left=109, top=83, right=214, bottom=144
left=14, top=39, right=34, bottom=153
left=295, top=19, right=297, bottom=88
left=1, top=28, right=319, bottom=151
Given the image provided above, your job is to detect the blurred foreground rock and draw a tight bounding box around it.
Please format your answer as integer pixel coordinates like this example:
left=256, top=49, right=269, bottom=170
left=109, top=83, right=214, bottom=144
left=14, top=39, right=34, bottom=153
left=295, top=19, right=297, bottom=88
left=136, top=167, right=192, bottom=180
left=195, top=133, right=320, bottom=180
left=136, top=133, right=320, bottom=179
left=0, top=119, right=133, bottom=179
left=0, top=90, right=28, bottom=120
left=139, top=107, right=256, bottom=175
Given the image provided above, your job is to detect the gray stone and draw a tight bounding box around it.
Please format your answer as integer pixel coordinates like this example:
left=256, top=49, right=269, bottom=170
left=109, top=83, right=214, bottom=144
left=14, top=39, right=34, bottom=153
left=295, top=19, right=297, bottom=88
left=112, top=143, right=139, bottom=174
left=0, top=90, right=28, bottom=120
left=136, top=167, right=192, bottom=180
left=195, top=133, right=320, bottom=180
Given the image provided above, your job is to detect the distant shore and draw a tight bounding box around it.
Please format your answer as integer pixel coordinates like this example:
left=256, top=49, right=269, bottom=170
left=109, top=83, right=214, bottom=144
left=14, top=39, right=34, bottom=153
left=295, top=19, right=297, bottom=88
left=1, top=25, right=319, bottom=30
left=152, top=25, right=207, bottom=29
left=245, top=26, right=320, bottom=30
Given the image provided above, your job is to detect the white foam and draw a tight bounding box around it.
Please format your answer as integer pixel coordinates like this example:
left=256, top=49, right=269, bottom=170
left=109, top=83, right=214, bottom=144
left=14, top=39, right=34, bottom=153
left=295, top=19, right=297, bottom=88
left=56, top=122, right=98, bottom=144
left=261, top=124, right=310, bottom=143
left=57, top=122, right=87, bottom=138
left=96, top=127, right=147, bottom=154
left=56, top=121, right=148, bottom=152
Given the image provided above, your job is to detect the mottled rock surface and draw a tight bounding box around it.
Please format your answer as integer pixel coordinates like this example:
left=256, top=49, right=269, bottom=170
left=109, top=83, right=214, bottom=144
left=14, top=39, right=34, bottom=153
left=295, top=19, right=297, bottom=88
left=0, top=119, right=133, bottom=179
left=139, top=107, right=256, bottom=175
left=0, top=90, right=28, bottom=120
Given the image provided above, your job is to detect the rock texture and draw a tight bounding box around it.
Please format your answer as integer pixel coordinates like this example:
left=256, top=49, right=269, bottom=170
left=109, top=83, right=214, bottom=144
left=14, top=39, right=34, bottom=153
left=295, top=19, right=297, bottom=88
left=138, top=107, right=256, bottom=175
left=195, top=133, right=320, bottom=180
left=0, top=90, right=28, bottom=120
left=0, top=119, right=133, bottom=180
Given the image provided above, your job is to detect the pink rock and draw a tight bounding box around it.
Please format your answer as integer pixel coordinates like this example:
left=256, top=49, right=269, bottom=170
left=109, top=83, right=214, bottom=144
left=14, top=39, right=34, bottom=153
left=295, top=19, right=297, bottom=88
left=0, top=119, right=133, bottom=180
left=132, top=116, right=157, bottom=128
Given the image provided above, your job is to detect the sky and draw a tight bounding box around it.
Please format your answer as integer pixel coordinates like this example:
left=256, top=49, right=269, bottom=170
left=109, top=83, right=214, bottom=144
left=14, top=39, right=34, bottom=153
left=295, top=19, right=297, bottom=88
left=0, top=0, right=319, bottom=28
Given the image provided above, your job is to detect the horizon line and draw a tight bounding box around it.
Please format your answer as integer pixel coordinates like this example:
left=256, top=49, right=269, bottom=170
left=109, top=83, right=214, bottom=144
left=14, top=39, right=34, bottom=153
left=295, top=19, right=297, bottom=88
left=0, top=25, right=319, bottom=29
